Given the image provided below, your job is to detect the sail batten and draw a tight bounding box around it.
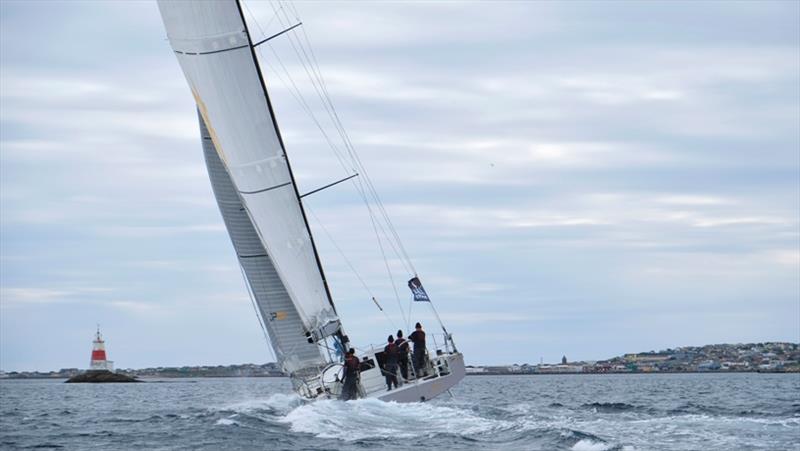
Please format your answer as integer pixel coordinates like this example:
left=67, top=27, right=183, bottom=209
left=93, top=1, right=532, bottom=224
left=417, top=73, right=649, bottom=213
left=158, top=0, right=339, bottom=338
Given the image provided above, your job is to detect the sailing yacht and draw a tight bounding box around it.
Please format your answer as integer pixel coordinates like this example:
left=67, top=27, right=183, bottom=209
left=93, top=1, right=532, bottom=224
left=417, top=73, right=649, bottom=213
left=157, top=0, right=465, bottom=402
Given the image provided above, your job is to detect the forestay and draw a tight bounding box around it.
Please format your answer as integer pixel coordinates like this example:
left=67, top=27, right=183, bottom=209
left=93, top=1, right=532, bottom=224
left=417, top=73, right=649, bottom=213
left=158, top=0, right=339, bottom=336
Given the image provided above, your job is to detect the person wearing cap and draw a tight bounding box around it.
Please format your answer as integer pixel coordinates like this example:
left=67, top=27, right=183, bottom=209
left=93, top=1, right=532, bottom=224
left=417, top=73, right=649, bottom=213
left=383, top=335, right=399, bottom=390
left=408, top=322, right=427, bottom=376
left=395, top=330, right=410, bottom=381
left=340, top=348, right=360, bottom=400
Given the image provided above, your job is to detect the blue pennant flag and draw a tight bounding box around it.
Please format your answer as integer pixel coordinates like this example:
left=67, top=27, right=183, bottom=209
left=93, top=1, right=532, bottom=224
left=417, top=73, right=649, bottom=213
left=408, top=277, right=430, bottom=302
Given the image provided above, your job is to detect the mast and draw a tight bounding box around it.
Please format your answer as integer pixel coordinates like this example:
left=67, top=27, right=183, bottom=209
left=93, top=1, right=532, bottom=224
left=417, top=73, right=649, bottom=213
left=234, top=0, right=339, bottom=318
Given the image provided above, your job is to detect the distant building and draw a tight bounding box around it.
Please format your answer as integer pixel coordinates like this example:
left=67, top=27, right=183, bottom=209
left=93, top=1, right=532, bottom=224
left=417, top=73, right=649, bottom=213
left=562, top=355, right=567, bottom=364
left=697, top=360, right=720, bottom=371
left=538, top=364, right=584, bottom=374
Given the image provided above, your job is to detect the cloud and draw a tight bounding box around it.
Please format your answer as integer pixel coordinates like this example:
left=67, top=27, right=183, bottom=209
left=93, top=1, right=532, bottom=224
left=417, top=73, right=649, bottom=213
left=95, top=224, right=226, bottom=238
left=1, top=0, right=798, bottom=370
left=1, top=286, right=114, bottom=306
left=0, top=288, right=73, bottom=304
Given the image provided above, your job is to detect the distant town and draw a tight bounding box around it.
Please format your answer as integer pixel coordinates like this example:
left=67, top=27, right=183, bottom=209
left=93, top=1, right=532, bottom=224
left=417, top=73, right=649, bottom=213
left=2, top=342, right=797, bottom=379
left=468, top=342, right=800, bottom=375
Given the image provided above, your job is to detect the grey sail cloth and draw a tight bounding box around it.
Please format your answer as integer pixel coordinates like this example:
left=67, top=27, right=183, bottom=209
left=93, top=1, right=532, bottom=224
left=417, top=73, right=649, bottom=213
left=158, top=0, right=339, bottom=334
left=199, top=112, right=327, bottom=378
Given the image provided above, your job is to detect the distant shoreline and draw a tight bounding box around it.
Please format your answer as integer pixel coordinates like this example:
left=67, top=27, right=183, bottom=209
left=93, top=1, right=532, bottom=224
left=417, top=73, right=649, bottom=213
left=1, top=370, right=796, bottom=381
left=4, top=342, right=796, bottom=379
left=464, top=370, right=798, bottom=376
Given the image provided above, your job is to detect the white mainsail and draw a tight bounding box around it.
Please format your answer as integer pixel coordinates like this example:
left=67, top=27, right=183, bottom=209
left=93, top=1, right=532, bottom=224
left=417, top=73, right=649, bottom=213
left=158, top=0, right=339, bottom=339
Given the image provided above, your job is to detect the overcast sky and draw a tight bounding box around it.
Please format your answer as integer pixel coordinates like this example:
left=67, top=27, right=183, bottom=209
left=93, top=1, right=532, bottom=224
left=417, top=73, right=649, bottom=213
left=1, top=1, right=798, bottom=372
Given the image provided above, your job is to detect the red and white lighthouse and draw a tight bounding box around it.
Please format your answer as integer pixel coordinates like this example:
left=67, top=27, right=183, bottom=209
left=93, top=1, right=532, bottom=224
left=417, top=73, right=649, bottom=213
left=89, top=326, right=114, bottom=371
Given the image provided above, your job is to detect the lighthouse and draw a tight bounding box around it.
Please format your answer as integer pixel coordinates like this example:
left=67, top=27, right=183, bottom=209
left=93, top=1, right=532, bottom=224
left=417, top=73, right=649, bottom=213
left=89, top=326, right=114, bottom=372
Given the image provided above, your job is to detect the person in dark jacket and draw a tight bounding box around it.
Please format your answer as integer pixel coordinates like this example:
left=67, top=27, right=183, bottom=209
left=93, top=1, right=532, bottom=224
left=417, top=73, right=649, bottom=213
left=395, top=330, right=410, bottom=381
left=383, top=335, right=399, bottom=390
left=408, top=322, right=426, bottom=376
left=340, top=348, right=360, bottom=400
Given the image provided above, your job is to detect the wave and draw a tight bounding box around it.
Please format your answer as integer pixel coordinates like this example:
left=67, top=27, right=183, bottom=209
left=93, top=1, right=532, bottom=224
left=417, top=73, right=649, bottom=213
left=222, top=393, right=306, bottom=416
left=667, top=402, right=796, bottom=418
left=629, top=413, right=800, bottom=428
left=278, top=398, right=513, bottom=441
left=215, top=417, right=239, bottom=427
left=581, top=402, right=646, bottom=413
left=210, top=394, right=636, bottom=449
left=571, top=439, right=612, bottom=451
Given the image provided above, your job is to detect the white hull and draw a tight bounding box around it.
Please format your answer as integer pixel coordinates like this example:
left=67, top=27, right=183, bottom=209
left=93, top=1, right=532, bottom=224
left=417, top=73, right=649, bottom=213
left=373, top=353, right=465, bottom=403
left=314, top=351, right=466, bottom=403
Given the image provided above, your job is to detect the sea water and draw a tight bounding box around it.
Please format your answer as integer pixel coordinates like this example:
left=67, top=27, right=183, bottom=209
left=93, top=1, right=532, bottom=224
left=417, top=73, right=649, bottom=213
left=1, top=373, right=798, bottom=450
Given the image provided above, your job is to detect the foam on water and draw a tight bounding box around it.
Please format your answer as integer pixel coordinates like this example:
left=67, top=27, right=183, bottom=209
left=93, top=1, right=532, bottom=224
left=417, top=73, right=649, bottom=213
left=222, top=393, right=305, bottom=416
left=215, top=417, right=239, bottom=426
left=571, top=439, right=611, bottom=451
left=278, top=397, right=512, bottom=441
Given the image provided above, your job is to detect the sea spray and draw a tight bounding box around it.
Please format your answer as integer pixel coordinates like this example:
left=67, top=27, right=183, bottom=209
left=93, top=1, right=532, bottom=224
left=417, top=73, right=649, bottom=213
left=279, top=397, right=511, bottom=441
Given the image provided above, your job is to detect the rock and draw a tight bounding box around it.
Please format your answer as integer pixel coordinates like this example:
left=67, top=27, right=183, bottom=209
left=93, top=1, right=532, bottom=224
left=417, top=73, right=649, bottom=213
left=65, top=370, right=141, bottom=383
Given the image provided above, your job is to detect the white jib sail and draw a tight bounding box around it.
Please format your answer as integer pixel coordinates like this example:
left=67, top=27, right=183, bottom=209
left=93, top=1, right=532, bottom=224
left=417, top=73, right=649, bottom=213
left=200, top=112, right=327, bottom=377
left=158, top=0, right=339, bottom=335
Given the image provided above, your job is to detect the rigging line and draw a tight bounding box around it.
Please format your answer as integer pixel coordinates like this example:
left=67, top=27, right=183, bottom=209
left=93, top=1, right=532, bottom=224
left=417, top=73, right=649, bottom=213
left=280, top=1, right=350, bottom=147
left=270, top=2, right=356, bottom=170
left=259, top=1, right=283, bottom=33
left=307, top=206, right=399, bottom=331
left=340, top=166, right=407, bottom=324
left=255, top=30, right=399, bottom=277
left=354, top=175, right=415, bottom=278
left=349, top=171, right=411, bottom=284
left=275, top=5, right=398, bottom=232
left=252, top=24, right=396, bottom=290
left=265, top=59, right=353, bottom=175
left=245, top=3, right=358, bottom=177
left=367, top=193, right=409, bottom=327
left=251, top=42, right=353, bottom=179
left=269, top=2, right=388, bottom=224
left=268, top=4, right=338, bottom=129
left=259, top=2, right=417, bottom=291
left=275, top=3, right=366, bottom=189
left=277, top=3, right=417, bottom=276
left=338, top=168, right=408, bottom=325
left=253, top=3, right=432, bottom=345
left=238, top=263, right=277, bottom=363
left=270, top=3, right=413, bottom=276
left=306, top=207, right=375, bottom=299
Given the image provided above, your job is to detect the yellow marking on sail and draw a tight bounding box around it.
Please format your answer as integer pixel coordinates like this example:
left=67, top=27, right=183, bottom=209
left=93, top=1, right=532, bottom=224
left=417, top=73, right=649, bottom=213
left=191, top=86, right=228, bottom=166
left=269, top=311, right=287, bottom=321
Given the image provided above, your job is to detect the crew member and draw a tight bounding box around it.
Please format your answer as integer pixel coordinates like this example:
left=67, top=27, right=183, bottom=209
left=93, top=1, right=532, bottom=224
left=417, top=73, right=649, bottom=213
left=383, top=335, right=399, bottom=390
left=408, top=322, right=427, bottom=376
left=340, top=348, right=360, bottom=401
left=395, top=330, right=410, bottom=381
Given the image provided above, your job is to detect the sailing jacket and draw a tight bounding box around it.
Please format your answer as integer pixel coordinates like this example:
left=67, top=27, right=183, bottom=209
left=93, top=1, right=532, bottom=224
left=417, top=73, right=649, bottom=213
left=409, top=330, right=426, bottom=352
left=383, top=343, right=399, bottom=366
